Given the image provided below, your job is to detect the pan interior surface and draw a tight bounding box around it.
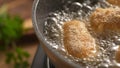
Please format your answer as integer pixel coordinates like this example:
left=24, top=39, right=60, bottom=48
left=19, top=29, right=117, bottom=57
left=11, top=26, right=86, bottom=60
left=33, top=0, right=120, bottom=68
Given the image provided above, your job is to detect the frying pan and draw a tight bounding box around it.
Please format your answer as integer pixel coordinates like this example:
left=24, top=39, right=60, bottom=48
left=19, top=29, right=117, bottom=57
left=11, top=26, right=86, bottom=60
left=32, top=0, right=99, bottom=68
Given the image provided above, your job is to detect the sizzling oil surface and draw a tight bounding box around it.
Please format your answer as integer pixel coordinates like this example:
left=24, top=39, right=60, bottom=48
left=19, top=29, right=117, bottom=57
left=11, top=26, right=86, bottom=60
left=43, top=0, right=120, bottom=68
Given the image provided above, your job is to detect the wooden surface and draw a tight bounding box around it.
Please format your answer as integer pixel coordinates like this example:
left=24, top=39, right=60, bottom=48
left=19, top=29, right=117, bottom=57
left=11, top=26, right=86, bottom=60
left=0, top=0, right=34, bottom=35
left=0, top=0, right=33, bottom=19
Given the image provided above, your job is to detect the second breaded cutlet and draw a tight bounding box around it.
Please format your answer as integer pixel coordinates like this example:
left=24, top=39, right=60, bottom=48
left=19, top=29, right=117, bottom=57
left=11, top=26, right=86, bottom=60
left=115, top=46, right=120, bottom=63
left=90, top=7, right=120, bottom=34
left=107, top=0, right=120, bottom=6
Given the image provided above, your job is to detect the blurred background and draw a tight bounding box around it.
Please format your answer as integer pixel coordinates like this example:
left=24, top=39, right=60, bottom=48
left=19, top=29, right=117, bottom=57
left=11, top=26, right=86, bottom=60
left=0, top=0, right=39, bottom=68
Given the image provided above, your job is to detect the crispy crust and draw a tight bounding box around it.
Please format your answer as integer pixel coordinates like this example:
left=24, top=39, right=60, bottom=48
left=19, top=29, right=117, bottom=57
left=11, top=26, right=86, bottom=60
left=90, top=8, right=120, bottom=34
left=107, top=0, right=120, bottom=6
left=115, top=46, right=120, bottom=63
left=63, top=20, right=97, bottom=58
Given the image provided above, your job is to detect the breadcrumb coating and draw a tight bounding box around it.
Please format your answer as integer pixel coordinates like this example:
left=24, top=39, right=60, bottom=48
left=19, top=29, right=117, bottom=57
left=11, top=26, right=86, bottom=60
left=63, top=20, right=97, bottom=58
left=115, top=46, right=120, bottom=63
left=107, top=0, right=120, bottom=6
left=90, top=7, right=120, bottom=34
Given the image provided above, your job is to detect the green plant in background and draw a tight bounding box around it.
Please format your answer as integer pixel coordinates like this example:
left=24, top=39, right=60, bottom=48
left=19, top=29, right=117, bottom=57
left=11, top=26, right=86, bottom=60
left=0, top=5, right=30, bottom=68
left=0, top=5, right=22, bottom=50
left=6, top=48, right=30, bottom=68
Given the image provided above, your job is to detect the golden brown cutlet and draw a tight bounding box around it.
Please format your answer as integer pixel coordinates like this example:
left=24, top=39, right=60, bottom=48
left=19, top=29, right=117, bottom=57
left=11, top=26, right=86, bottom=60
left=115, top=46, right=120, bottom=63
left=63, top=20, right=97, bottom=58
left=90, top=7, right=120, bottom=34
left=107, top=0, right=120, bottom=6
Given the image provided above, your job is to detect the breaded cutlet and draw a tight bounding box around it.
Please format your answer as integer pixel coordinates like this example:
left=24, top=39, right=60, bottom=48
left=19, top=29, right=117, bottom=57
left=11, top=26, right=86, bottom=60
left=115, top=46, right=120, bottom=63
left=63, top=20, right=97, bottom=58
left=107, top=0, right=120, bottom=6
left=90, top=7, right=120, bottom=34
